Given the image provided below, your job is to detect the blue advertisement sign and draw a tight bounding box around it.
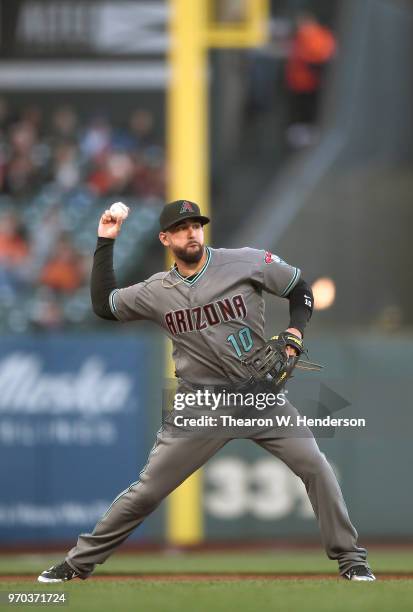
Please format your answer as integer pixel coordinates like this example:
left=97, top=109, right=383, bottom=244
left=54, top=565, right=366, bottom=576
left=0, top=334, right=149, bottom=543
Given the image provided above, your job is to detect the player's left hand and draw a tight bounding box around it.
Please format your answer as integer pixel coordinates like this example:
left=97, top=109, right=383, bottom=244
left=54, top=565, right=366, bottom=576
left=284, top=328, right=303, bottom=357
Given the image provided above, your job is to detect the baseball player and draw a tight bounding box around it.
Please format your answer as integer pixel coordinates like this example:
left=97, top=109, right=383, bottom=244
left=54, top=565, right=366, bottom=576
left=38, top=200, right=375, bottom=583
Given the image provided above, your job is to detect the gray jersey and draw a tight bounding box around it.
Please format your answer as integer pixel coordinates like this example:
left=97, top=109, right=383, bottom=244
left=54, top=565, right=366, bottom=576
left=110, top=247, right=300, bottom=384
left=65, top=245, right=368, bottom=578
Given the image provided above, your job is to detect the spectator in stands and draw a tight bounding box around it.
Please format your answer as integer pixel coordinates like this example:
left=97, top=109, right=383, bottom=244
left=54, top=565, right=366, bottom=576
left=80, top=114, right=111, bottom=163
left=0, top=210, right=30, bottom=296
left=30, top=288, right=64, bottom=330
left=87, top=150, right=135, bottom=196
left=39, top=234, right=85, bottom=294
left=132, top=149, right=166, bottom=198
left=51, top=106, right=79, bottom=145
left=20, top=105, right=43, bottom=133
left=0, top=210, right=29, bottom=263
left=129, top=109, right=156, bottom=151
left=285, top=11, right=336, bottom=147
left=29, top=203, right=65, bottom=274
left=53, top=142, right=81, bottom=191
left=5, top=120, right=36, bottom=193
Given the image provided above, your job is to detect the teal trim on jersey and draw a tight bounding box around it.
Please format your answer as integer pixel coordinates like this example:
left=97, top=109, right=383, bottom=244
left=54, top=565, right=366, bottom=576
left=173, top=246, right=212, bottom=286
left=281, top=267, right=300, bottom=297
left=109, top=289, right=120, bottom=318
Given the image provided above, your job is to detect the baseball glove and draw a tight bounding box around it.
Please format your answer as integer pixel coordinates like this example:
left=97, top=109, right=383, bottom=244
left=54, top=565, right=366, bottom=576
left=242, top=331, right=322, bottom=388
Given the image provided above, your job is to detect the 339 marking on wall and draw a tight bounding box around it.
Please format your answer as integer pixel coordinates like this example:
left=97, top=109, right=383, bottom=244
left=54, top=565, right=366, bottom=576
left=204, top=457, right=321, bottom=520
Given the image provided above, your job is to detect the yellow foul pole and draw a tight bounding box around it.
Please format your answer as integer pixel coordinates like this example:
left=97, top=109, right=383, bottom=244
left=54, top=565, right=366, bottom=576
left=167, top=0, right=209, bottom=228
left=166, top=0, right=269, bottom=546
left=166, top=0, right=208, bottom=545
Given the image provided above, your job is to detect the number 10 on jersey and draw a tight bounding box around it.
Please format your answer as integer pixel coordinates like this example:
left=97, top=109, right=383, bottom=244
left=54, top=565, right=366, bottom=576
left=227, top=327, right=254, bottom=357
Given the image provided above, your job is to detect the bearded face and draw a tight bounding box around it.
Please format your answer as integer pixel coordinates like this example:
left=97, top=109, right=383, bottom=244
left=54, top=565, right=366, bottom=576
left=170, top=241, right=204, bottom=264
left=159, top=220, right=205, bottom=265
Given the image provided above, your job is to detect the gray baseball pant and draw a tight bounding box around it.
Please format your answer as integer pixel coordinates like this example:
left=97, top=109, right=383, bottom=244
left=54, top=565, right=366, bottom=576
left=65, top=407, right=368, bottom=576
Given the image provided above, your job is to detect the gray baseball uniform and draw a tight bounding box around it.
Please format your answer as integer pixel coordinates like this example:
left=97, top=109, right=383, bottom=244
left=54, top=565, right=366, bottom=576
left=66, top=246, right=369, bottom=575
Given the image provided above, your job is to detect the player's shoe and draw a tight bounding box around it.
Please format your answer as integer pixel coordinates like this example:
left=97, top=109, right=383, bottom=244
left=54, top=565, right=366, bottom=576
left=38, top=561, right=86, bottom=583
left=342, top=565, right=376, bottom=582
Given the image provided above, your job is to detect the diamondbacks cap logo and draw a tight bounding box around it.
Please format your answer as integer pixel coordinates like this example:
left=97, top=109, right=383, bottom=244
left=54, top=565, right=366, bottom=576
left=180, top=201, right=194, bottom=214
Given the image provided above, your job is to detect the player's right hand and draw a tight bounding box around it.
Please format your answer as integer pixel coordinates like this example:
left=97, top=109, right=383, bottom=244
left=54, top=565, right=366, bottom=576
left=97, top=210, right=124, bottom=239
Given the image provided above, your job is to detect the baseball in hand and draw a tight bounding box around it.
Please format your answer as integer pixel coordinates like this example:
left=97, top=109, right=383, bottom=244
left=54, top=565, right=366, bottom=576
left=109, top=202, right=129, bottom=221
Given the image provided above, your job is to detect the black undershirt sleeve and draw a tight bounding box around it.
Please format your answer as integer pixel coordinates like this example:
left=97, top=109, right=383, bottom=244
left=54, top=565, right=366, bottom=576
left=90, top=237, right=117, bottom=320
left=287, top=277, right=314, bottom=336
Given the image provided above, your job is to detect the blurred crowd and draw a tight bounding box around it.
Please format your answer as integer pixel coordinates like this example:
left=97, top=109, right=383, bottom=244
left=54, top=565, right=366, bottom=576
left=0, top=100, right=165, bottom=199
left=0, top=207, right=88, bottom=329
left=0, top=100, right=165, bottom=332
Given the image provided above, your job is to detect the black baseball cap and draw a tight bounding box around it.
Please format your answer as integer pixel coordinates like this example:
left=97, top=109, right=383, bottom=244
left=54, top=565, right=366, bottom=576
left=159, top=200, right=210, bottom=231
